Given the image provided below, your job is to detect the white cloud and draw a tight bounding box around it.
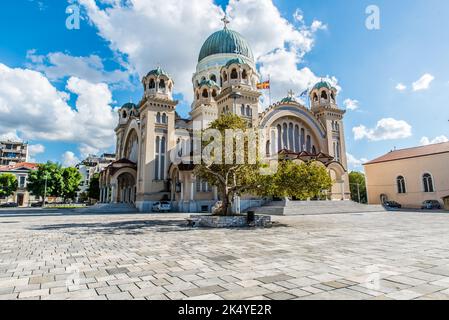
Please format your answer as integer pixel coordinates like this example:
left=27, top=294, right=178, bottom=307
left=0, top=63, right=118, bottom=154
left=28, top=144, right=45, bottom=156
left=293, top=9, right=304, bottom=23
left=353, top=118, right=412, bottom=141
left=0, top=131, right=21, bottom=142
left=343, top=98, right=359, bottom=111
left=420, top=135, right=449, bottom=146
left=310, top=20, right=327, bottom=32
left=346, top=153, right=368, bottom=170
left=61, top=151, right=80, bottom=167
left=395, top=83, right=407, bottom=91
left=79, top=0, right=329, bottom=103
left=412, top=73, right=434, bottom=91
left=26, top=50, right=131, bottom=88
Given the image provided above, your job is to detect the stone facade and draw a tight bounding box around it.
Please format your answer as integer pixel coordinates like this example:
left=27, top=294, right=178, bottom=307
left=99, top=23, right=350, bottom=213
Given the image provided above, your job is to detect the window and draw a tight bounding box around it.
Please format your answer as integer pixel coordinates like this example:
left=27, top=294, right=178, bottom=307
left=313, top=93, right=318, bottom=102
left=161, top=113, right=167, bottom=124
left=423, top=173, right=434, bottom=193
left=241, top=105, right=245, bottom=115
left=210, top=74, right=217, bottom=82
left=212, top=90, right=217, bottom=98
left=246, top=106, right=251, bottom=117
left=156, top=112, right=161, bottom=123
left=397, top=176, right=406, bottom=194
left=159, top=79, right=166, bottom=89
left=321, top=91, right=328, bottom=100
left=196, top=178, right=211, bottom=192
left=149, top=79, right=155, bottom=89
left=223, top=72, right=228, bottom=82
left=306, top=135, right=311, bottom=153
left=242, top=69, right=247, bottom=80
left=294, top=125, right=300, bottom=152
left=231, top=69, right=238, bottom=79
left=155, top=136, right=166, bottom=180
left=19, top=176, right=26, bottom=188
left=202, top=89, right=208, bottom=98
left=300, top=128, right=305, bottom=151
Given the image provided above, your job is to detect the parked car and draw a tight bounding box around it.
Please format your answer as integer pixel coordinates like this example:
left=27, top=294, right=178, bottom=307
left=384, top=201, right=402, bottom=209
left=0, top=202, right=18, bottom=208
left=421, top=200, right=441, bottom=210
left=152, top=201, right=171, bottom=213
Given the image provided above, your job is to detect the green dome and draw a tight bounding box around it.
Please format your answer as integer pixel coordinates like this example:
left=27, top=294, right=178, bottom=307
left=121, top=103, right=137, bottom=109
left=198, top=28, right=254, bottom=63
left=198, top=79, right=218, bottom=87
left=225, top=57, right=246, bottom=68
left=313, top=81, right=333, bottom=90
left=146, top=66, right=169, bottom=78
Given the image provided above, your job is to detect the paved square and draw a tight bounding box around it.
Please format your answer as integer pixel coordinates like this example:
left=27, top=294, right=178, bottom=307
left=1, top=210, right=449, bottom=300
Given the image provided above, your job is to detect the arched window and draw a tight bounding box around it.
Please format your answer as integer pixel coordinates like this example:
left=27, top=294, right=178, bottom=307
left=196, top=92, right=200, bottom=100
left=202, top=89, right=209, bottom=98
left=156, top=112, right=161, bottom=123
left=212, top=90, right=217, bottom=98
left=223, top=72, right=228, bottom=82
left=331, top=92, right=335, bottom=101
left=155, top=136, right=166, bottom=180
left=312, top=146, right=316, bottom=154
left=294, top=125, right=300, bottom=152
left=201, top=76, right=206, bottom=81
left=210, top=74, right=217, bottom=82
left=241, top=105, right=245, bottom=115
left=231, top=68, right=238, bottom=79
left=300, top=128, right=305, bottom=151
left=282, top=123, right=288, bottom=150
left=288, top=123, right=294, bottom=151
left=159, top=79, right=166, bottom=89
left=242, top=69, right=247, bottom=80
left=246, top=106, right=251, bottom=117
left=266, top=140, right=270, bottom=156
left=122, top=110, right=127, bottom=119
left=423, top=173, right=434, bottom=193
left=155, top=136, right=160, bottom=179
left=161, top=113, right=167, bottom=124
left=321, top=90, right=328, bottom=100
left=277, top=125, right=282, bottom=153
left=313, top=93, right=318, bottom=102
left=306, top=135, right=311, bottom=153
left=397, top=176, right=406, bottom=194
left=149, top=79, right=156, bottom=89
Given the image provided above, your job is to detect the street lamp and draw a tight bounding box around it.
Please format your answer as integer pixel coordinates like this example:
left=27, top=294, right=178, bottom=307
left=349, top=182, right=361, bottom=203
left=43, top=174, right=49, bottom=208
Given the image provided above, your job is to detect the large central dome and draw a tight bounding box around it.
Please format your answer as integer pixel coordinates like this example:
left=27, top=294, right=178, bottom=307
left=198, top=28, right=254, bottom=63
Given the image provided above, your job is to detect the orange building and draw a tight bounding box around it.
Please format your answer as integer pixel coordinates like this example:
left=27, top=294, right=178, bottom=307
left=364, top=142, right=449, bottom=209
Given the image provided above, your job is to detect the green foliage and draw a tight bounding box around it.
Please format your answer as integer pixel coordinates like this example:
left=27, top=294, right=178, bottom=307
left=87, top=173, right=100, bottom=200
left=61, top=167, right=82, bottom=200
left=349, top=171, right=367, bottom=203
left=0, top=173, right=18, bottom=198
left=27, top=162, right=64, bottom=198
left=194, top=114, right=263, bottom=216
left=260, top=160, right=333, bottom=200
left=27, top=162, right=82, bottom=201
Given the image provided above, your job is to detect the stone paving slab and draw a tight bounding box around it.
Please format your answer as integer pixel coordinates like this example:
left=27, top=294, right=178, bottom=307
left=1, top=211, right=449, bottom=300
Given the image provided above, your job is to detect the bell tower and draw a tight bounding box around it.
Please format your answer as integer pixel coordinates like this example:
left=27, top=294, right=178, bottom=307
left=310, top=80, right=347, bottom=168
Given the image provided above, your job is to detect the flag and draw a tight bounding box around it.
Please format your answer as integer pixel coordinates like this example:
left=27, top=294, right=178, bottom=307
left=256, top=81, right=270, bottom=90
left=300, top=89, right=308, bottom=97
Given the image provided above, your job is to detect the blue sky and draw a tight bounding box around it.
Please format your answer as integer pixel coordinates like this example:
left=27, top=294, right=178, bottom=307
left=0, top=0, right=448, bottom=169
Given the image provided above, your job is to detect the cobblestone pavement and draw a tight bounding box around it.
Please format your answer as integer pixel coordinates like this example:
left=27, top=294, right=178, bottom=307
left=2, top=210, right=449, bottom=300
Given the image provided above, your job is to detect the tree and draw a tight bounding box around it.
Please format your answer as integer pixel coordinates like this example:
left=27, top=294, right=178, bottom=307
left=0, top=173, right=18, bottom=198
left=87, top=173, right=100, bottom=201
left=61, top=167, right=82, bottom=201
left=349, top=171, right=367, bottom=203
left=194, top=114, right=264, bottom=216
left=260, top=160, right=333, bottom=200
left=27, top=162, right=64, bottom=199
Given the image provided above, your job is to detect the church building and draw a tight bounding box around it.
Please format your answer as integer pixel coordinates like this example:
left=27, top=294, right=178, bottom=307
left=99, top=20, right=351, bottom=212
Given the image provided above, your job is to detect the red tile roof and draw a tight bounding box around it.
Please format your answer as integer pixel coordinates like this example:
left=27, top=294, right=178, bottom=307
left=0, top=162, right=39, bottom=171
left=364, top=141, right=449, bottom=165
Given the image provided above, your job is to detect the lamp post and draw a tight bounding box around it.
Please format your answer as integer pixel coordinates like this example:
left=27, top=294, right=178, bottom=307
left=349, top=182, right=361, bottom=203
left=43, top=174, right=48, bottom=208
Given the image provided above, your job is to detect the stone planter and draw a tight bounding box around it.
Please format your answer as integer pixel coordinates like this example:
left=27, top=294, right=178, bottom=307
left=188, top=214, right=271, bottom=228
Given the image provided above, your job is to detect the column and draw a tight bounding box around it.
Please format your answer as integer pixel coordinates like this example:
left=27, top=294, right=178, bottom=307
left=111, top=184, right=117, bottom=203
left=180, top=183, right=184, bottom=201
left=100, top=188, right=104, bottom=203
left=190, top=182, right=195, bottom=201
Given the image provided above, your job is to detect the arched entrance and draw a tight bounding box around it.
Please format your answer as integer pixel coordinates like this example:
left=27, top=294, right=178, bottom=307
left=117, top=172, right=136, bottom=204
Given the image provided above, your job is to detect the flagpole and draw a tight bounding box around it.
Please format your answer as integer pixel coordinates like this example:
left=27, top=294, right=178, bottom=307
left=268, top=74, right=272, bottom=107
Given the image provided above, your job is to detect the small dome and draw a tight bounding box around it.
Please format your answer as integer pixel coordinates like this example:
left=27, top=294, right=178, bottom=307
left=146, top=66, right=169, bottom=78
left=313, top=81, right=332, bottom=90
left=224, top=57, right=246, bottom=68
left=198, top=79, right=218, bottom=87
left=121, top=102, right=137, bottom=109
left=198, top=28, right=254, bottom=63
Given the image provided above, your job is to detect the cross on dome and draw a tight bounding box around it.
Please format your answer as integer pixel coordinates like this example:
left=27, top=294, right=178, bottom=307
left=288, top=89, right=295, bottom=98
left=221, top=13, right=230, bottom=29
